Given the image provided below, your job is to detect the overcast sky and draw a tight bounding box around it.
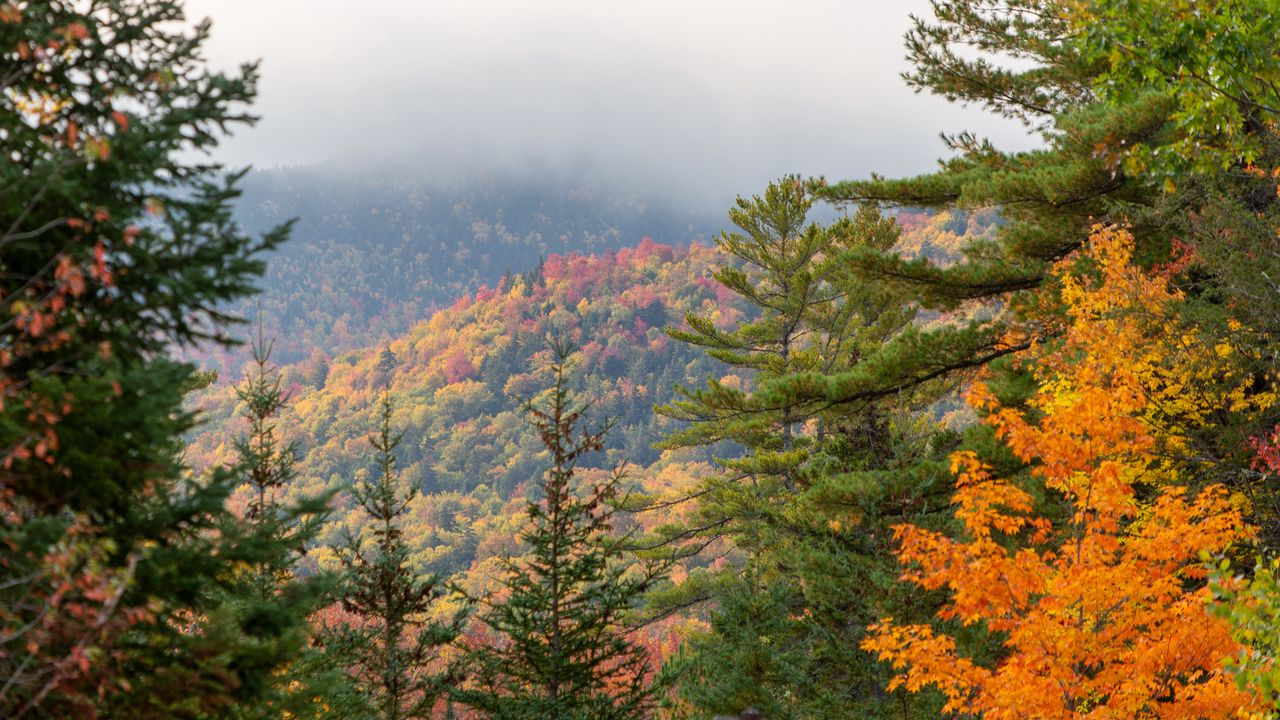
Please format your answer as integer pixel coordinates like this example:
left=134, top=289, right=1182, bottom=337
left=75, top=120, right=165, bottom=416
left=186, top=0, right=1040, bottom=203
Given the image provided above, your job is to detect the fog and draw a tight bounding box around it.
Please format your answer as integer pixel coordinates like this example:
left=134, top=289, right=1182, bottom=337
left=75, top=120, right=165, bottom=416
left=186, top=0, right=1040, bottom=206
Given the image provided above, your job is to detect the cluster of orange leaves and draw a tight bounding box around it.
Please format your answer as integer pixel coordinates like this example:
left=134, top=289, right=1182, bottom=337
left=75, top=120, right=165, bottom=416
left=863, top=226, right=1261, bottom=719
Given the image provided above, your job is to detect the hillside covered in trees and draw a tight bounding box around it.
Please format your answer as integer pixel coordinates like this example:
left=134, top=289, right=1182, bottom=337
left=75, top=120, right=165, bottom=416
left=183, top=207, right=991, bottom=593
left=13, top=2, right=1280, bottom=720
left=194, top=169, right=726, bottom=372
left=186, top=240, right=732, bottom=585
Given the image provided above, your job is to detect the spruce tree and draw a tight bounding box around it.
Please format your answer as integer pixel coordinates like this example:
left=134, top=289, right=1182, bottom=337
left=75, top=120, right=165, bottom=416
left=456, top=344, right=665, bottom=720
left=325, top=392, right=466, bottom=720
left=375, top=346, right=400, bottom=387
left=225, top=331, right=343, bottom=720
left=0, top=1, right=319, bottom=716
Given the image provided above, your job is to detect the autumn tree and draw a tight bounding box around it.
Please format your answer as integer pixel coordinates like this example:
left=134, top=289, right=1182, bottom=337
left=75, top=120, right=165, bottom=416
left=455, top=344, right=666, bottom=720
left=1077, top=0, right=1280, bottom=533
left=325, top=392, right=466, bottom=720
left=0, top=0, right=310, bottom=716
left=864, top=227, right=1262, bottom=719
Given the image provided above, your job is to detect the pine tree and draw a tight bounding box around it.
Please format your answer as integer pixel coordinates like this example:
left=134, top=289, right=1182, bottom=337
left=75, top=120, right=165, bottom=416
left=788, top=0, right=1280, bottom=433
left=790, top=0, right=1166, bottom=410
left=658, top=177, right=912, bottom=548
left=651, top=179, right=948, bottom=719
left=793, top=0, right=1280, bottom=545
left=325, top=393, right=466, bottom=720
left=455, top=343, right=666, bottom=720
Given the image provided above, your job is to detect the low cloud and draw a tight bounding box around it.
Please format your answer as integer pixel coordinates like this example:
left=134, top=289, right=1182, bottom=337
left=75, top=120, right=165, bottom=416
left=188, top=0, right=1039, bottom=206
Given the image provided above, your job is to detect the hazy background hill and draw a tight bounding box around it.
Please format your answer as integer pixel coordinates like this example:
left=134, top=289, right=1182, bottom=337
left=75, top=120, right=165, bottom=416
left=199, top=167, right=728, bottom=372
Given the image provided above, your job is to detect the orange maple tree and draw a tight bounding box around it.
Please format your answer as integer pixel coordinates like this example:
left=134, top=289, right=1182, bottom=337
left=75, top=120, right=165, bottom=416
left=864, top=226, right=1260, bottom=719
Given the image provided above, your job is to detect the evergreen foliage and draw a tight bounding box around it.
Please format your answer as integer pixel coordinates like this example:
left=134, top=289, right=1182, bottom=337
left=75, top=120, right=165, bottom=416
left=226, top=333, right=343, bottom=720
left=657, top=177, right=913, bottom=549
left=0, top=1, right=315, bottom=716
left=456, top=344, right=666, bottom=720
left=796, top=0, right=1163, bottom=411
left=795, top=0, right=1280, bottom=555
left=13, top=2, right=1280, bottom=718
left=653, top=178, right=950, bottom=719
left=325, top=392, right=467, bottom=720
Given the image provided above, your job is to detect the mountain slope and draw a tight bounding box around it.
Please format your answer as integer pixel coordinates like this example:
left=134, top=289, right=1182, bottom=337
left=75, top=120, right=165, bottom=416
left=185, top=207, right=997, bottom=593
left=201, top=168, right=725, bottom=373
left=187, top=240, right=735, bottom=587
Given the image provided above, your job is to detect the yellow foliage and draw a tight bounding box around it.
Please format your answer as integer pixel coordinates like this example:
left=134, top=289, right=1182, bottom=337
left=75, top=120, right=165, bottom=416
left=1028, top=224, right=1273, bottom=460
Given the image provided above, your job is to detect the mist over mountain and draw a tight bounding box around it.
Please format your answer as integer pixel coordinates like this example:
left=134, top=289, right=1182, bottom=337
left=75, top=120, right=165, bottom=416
left=207, top=166, right=732, bottom=372
left=189, top=0, right=1039, bottom=205
left=16, top=3, right=1273, bottom=718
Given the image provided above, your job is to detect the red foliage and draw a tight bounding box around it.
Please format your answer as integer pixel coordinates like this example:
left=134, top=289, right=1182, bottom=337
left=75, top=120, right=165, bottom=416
left=1250, top=424, right=1280, bottom=474
left=632, top=237, right=675, bottom=263
left=1154, top=237, right=1197, bottom=279
left=442, top=350, right=477, bottom=384
left=0, top=500, right=149, bottom=717
left=622, top=285, right=658, bottom=310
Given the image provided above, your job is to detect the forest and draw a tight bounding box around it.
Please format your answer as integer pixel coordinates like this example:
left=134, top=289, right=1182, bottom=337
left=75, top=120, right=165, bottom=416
left=192, top=168, right=727, bottom=373
left=6, top=1, right=1280, bottom=719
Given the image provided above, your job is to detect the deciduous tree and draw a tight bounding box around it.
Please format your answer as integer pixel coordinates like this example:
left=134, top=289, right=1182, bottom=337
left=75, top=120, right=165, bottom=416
left=865, top=227, right=1260, bottom=719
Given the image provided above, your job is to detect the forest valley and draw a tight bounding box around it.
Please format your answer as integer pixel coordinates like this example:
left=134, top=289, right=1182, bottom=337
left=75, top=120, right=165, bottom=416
left=8, top=1, right=1280, bottom=719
